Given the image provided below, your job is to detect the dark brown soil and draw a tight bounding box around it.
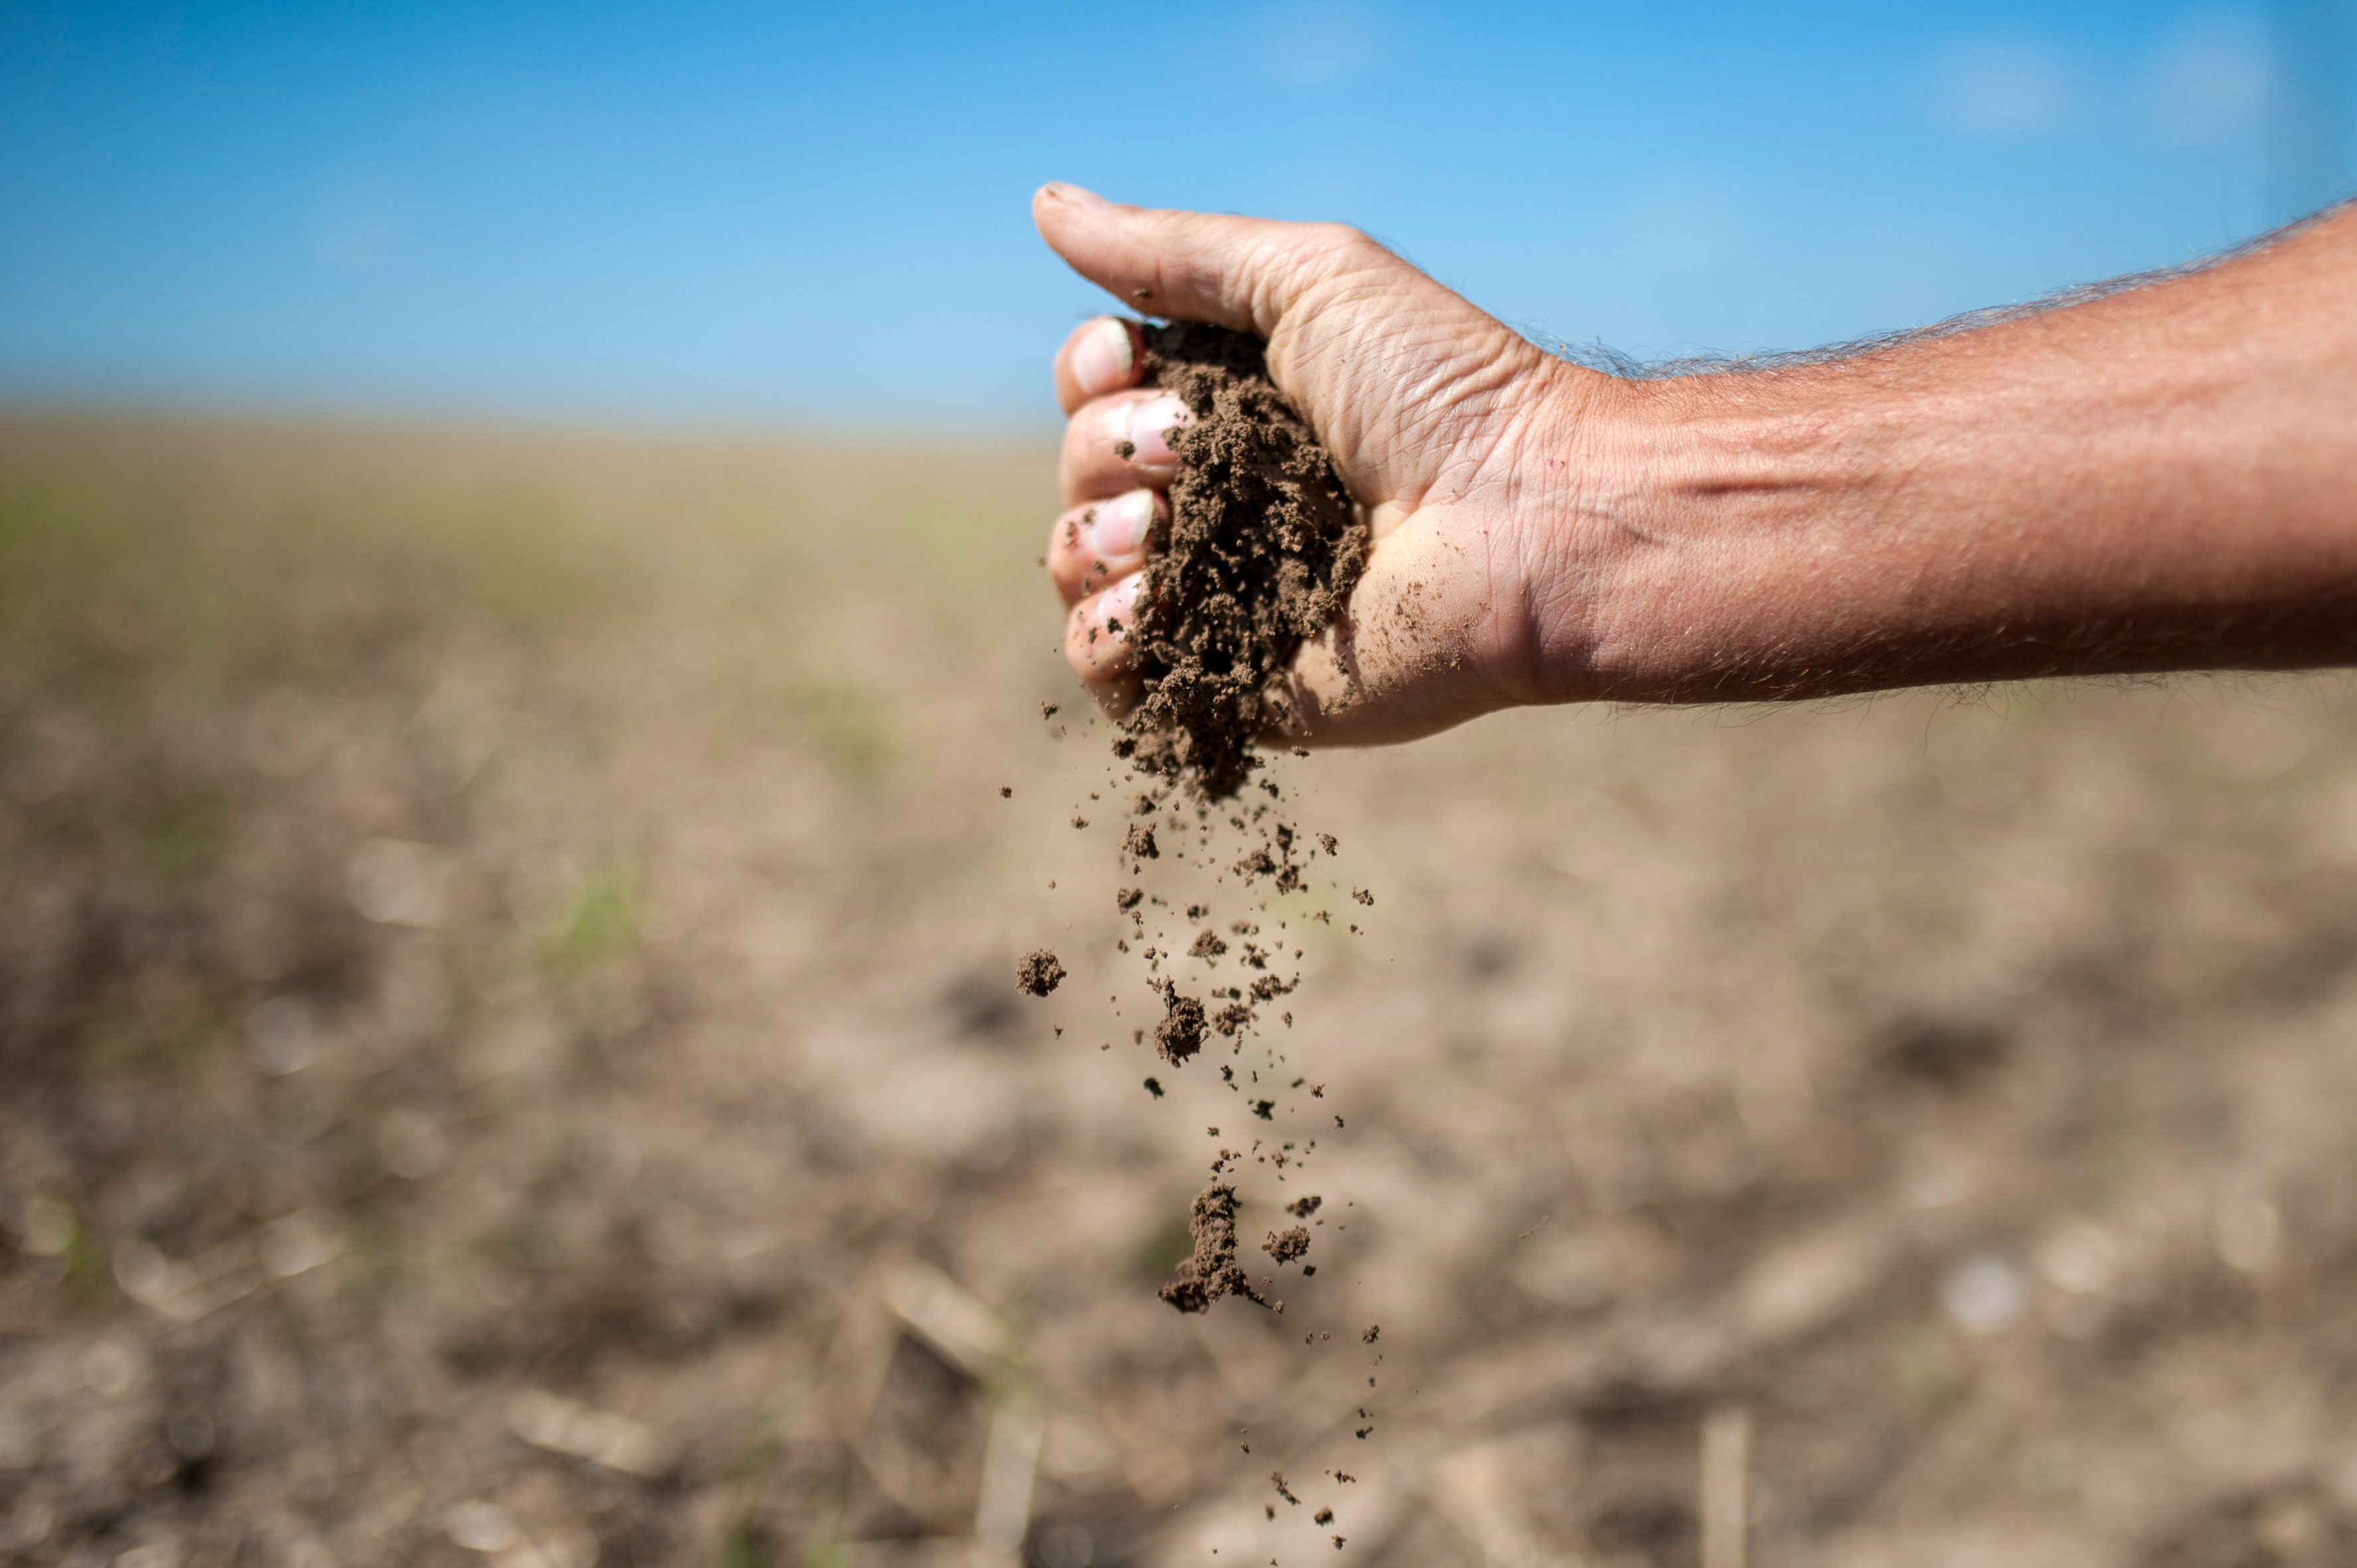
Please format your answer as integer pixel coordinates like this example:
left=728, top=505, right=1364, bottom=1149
left=1151, top=982, right=1207, bottom=1064
left=1157, top=1183, right=1270, bottom=1314
left=1114, top=325, right=1368, bottom=802
left=1263, top=1226, right=1310, bottom=1264
left=1015, top=949, right=1065, bottom=997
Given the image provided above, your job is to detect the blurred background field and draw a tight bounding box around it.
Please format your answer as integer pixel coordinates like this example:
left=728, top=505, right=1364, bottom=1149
left=10, top=413, right=2357, bottom=1566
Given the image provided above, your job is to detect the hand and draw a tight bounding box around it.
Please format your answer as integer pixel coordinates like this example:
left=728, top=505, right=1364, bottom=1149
left=1034, top=183, right=1630, bottom=746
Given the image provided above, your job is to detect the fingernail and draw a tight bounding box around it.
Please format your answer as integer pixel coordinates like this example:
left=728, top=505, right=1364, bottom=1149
left=1072, top=317, right=1134, bottom=398
left=1124, top=395, right=1190, bottom=466
left=1088, top=490, right=1154, bottom=557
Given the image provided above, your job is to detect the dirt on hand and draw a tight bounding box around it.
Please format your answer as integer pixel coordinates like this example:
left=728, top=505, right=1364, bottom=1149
left=1114, top=324, right=1369, bottom=802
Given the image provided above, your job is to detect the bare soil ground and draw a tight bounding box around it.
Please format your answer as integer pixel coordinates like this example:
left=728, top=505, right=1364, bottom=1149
left=7, top=412, right=2357, bottom=1568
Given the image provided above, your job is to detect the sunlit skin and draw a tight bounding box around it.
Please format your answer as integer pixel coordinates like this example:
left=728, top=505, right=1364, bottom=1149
left=1037, top=182, right=2357, bottom=746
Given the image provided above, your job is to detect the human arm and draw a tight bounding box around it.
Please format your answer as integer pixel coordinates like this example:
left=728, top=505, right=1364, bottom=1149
left=1036, top=184, right=2357, bottom=740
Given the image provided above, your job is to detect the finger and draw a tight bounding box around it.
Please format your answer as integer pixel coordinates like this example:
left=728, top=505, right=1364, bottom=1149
left=1047, top=489, right=1160, bottom=607
left=1065, top=571, right=1143, bottom=684
left=1084, top=674, right=1144, bottom=723
left=1059, top=389, right=1192, bottom=505
left=1053, top=316, right=1145, bottom=415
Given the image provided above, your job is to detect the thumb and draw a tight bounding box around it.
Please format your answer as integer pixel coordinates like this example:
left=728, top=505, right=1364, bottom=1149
left=1032, top=181, right=1399, bottom=341
left=1032, top=183, right=1538, bottom=510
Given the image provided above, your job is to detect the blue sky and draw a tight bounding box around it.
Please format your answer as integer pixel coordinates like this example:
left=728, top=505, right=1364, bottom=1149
left=3, top=2, right=2350, bottom=424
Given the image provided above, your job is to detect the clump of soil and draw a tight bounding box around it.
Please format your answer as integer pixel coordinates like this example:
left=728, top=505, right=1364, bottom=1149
left=1152, top=981, right=1206, bottom=1064
left=1264, top=1226, right=1310, bottom=1264
left=1158, top=1182, right=1270, bottom=1313
left=1115, top=324, right=1369, bottom=802
left=1015, top=949, right=1065, bottom=997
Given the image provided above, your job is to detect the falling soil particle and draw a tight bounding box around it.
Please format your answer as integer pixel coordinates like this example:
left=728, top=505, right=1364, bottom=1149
left=1315, top=1508, right=1334, bottom=1526
left=1153, top=982, right=1207, bottom=1064
left=1351, top=888, right=1374, bottom=906
left=1125, top=824, right=1160, bottom=859
left=1144, top=1078, right=1164, bottom=1098
left=1264, top=1226, right=1310, bottom=1264
left=1189, top=930, right=1228, bottom=961
left=1286, top=1195, right=1323, bottom=1218
left=1361, top=1324, right=1380, bottom=1343
left=1042, top=702, right=1060, bottom=719
left=1116, top=887, right=1143, bottom=910
left=1158, top=1183, right=1271, bottom=1313
left=1271, top=1472, right=1300, bottom=1506
left=1112, top=325, right=1370, bottom=802
left=1318, top=833, right=1338, bottom=854
left=1252, top=1100, right=1276, bottom=1120
left=1016, top=950, right=1065, bottom=997
left=999, top=785, right=1012, bottom=797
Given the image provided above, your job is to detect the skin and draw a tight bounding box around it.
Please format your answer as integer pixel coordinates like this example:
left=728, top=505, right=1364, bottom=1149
left=1037, top=182, right=2357, bottom=746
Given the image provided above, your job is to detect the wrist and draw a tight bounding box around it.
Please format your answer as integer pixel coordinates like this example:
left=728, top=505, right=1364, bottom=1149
left=1510, top=365, right=1829, bottom=704
left=1548, top=363, right=1940, bottom=704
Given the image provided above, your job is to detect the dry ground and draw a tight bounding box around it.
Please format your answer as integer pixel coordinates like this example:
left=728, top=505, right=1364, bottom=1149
left=6, top=412, right=2357, bottom=1568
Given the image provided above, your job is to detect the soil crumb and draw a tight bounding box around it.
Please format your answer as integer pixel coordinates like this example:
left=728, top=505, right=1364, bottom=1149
left=1264, top=1226, right=1310, bottom=1263
left=1159, top=1183, right=1271, bottom=1313
left=1125, top=824, right=1160, bottom=859
left=1286, top=1195, right=1323, bottom=1218
left=1114, top=324, right=1370, bottom=801
left=1152, top=981, right=1207, bottom=1064
left=1015, top=949, right=1066, bottom=997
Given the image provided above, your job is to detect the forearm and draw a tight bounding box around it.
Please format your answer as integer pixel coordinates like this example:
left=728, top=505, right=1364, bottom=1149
left=1575, top=207, right=2357, bottom=702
